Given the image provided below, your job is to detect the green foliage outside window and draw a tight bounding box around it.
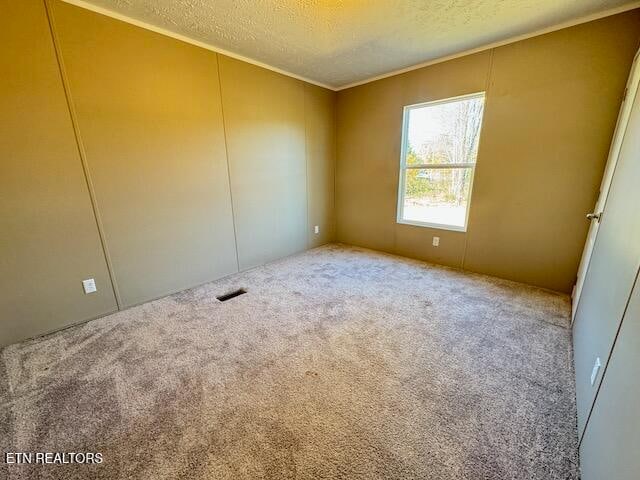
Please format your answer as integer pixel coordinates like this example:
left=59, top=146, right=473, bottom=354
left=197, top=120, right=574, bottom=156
left=404, top=147, right=471, bottom=205
left=403, top=97, right=482, bottom=206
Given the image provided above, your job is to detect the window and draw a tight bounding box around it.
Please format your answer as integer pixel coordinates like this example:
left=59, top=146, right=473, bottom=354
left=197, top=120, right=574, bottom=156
left=397, top=92, right=485, bottom=231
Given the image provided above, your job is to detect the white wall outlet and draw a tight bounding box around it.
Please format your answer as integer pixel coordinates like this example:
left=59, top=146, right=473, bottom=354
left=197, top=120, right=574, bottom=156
left=432, top=236, right=440, bottom=247
left=82, top=278, right=97, bottom=294
left=314, top=225, right=320, bottom=234
left=590, top=357, right=602, bottom=386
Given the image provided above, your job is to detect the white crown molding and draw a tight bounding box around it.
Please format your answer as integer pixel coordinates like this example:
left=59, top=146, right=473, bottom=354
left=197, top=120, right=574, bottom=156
left=61, top=0, right=640, bottom=92
left=336, top=1, right=640, bottom=90
left=59, top=0, right=335, bottom=90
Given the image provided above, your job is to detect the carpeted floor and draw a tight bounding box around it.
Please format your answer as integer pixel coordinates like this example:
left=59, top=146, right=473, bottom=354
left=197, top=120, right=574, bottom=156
left=0, top=244, right=579, bottom=479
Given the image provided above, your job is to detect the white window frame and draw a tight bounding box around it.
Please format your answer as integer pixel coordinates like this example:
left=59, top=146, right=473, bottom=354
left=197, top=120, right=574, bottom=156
left=396, top=91, right=485, bottom=233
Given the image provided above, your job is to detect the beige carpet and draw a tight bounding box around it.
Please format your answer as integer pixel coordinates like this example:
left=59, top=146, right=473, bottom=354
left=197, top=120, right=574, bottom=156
left=0, top=244, right=579, bottom=479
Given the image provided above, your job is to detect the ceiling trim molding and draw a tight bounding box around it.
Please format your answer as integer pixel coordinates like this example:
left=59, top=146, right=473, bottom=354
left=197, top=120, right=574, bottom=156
left=59, top=0, right=335, bottom=90
left=336, top=1, right=640, bottom=90
left=61, top=0, right=639, bottom=92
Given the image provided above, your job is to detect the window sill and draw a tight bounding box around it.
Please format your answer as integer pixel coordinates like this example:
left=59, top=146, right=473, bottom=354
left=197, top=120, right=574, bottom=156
left=396, top=218, right=467, bottom=233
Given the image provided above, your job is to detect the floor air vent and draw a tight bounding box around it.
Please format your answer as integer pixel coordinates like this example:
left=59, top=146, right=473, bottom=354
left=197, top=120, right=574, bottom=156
left=216, top=288, right=247, bottom=302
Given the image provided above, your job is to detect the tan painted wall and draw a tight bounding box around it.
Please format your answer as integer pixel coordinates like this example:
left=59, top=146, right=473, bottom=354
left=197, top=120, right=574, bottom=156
left=305, top=84, right=337, bottom=248
left=218, top=56, right=308, bottom=271
left=217, top=58, right=336, bottom=270
left=337, top=51, right=491, bottom=264
left=0, top=0, right=336, bottom=346
left=0, top=0, right=117, bottom=347
left=4, top=0, right=631, bottom=347
left=49, top=0, right=239, bottom=307
left=336, top=11, right=640, bottom=292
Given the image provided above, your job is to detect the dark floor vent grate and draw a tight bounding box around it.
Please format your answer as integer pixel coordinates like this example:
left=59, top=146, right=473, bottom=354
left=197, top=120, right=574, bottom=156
left=216, top=288, right=247, bottom=302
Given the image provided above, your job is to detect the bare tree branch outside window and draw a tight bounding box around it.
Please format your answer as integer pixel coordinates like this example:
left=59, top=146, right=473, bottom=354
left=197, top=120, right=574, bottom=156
left=399, top=94, right=485, bottom=230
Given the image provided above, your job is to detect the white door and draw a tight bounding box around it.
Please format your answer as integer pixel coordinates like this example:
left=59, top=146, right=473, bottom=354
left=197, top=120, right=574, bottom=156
left=572, top=50, right=640, bottom=321
left=572, top=67, right=640, bottom=438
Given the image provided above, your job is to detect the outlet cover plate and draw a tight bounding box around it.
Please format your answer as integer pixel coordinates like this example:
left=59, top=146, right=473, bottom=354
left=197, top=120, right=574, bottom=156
left=82, top=278, right=97, bottom=294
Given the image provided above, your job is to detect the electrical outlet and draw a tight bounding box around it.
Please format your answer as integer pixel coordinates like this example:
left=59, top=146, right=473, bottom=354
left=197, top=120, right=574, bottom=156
left=314, top=225, right=320, bottom=234
left=590, top=357, right=602, bottom=386
left=82, top=278, right=97, bottom=294
left=432, top=236, right=440, bottom=247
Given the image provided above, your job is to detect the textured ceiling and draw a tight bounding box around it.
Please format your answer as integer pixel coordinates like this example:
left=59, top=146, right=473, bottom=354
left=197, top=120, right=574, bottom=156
left=71, top=0, right=637, bottom=88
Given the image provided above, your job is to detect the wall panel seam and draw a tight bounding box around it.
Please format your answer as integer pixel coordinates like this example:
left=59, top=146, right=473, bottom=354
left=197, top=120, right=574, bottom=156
left=333, top=95, right=340, bottom=242
left=43, top=0, right=122, bottom=308
left=303, top=84, right=311, bottom=247
left=215, top=55, right=241, bottom=273
left=336, top=93, right=338, bottom=242
left=461, top=48, right=496, bottom=270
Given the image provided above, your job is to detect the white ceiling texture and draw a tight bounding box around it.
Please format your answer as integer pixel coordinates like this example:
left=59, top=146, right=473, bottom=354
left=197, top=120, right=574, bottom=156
left=65, top=0, right=639, bottom=89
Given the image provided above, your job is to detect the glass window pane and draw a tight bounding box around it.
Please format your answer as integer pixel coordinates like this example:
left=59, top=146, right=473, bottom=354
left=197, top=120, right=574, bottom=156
left=405, top=96, right=484, bottom=166
left=402, top=167, right=473, bottom=228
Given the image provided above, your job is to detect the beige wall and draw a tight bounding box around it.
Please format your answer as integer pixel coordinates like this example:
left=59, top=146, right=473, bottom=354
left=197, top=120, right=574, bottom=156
left=305, top=84, right=337, bottom=248
left=217, top=60, right=336, bottom=270
left=50, top=0, right=239, bottom=307
left=0, top=0, right=118, bottom=347
left=218, top=56, right=308, bottom=271
left=337, top=51, right=492, bottom=263
left=336, top=11, right=640, bottom=292
left=0, top=0, right=336, bottom=346
left=2, top=0, right=636, bottom=348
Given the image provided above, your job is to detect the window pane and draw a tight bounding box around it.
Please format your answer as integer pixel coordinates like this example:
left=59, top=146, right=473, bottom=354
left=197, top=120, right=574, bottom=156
left=405, top=96, right=484, bottom=166
left=402, top=167, right=473, bottom=228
